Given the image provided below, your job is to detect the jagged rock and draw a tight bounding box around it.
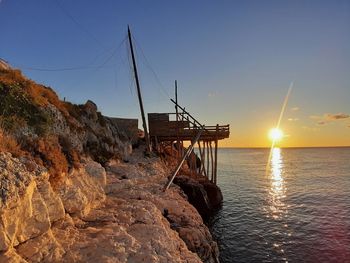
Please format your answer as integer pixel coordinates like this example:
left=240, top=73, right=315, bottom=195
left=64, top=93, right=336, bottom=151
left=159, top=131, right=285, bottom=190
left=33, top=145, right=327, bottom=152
left=201, top=180, right=223, bottom=209
left=0, top=59, right=11, bottom=70
left=0, top=67, right=221, bottom=262
left=0, top=148, right=220, bottom=262
left=0, top=153, right=64, bottom=251
left=56, top=160, right=106, bottom=217
left=103, top=152, right=220, bottom=263
left=83, top=100, right=98, bottom=120
left=0, top=249, right=27, bottom=263
left=174, top=175, right=223, bottom=220
left=16, top=230, right=64, bottom=262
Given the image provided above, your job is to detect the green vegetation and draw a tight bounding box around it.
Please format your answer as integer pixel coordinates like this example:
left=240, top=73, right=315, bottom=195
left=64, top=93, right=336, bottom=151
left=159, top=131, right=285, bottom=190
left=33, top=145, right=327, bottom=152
left=0, top=83, right=53, bottom=135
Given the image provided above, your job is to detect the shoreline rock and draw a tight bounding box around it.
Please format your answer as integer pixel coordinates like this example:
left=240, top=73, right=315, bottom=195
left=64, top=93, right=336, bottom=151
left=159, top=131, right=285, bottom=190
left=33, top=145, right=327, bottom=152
left=0, top=149, right=220, bottom=262
left=173, top=175, right=223, bottom=221
left=0, top=67, right=222, bottom=262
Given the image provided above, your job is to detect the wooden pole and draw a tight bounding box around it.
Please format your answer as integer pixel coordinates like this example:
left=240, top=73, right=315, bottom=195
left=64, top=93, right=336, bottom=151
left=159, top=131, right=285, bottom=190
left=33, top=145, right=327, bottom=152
left=198, top=141, right=207, bottom=177
left=210, top=141, right=214, bottom=182
left=175, top=80, right=178, bottom=119
left=170, top=99, right=203, bottom=128
left=164, top=128, right=204, bottom=191
left=206, top=141, right=210, bottom=180
left=127, top=26, right=151, bottom=153
left=214, top=124, right=219, bottom=184
left=175, top=80, right=181, bottom=160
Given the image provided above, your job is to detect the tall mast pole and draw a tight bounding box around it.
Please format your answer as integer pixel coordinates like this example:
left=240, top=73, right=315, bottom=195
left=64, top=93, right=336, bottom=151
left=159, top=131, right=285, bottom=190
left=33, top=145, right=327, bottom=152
left=175, top=80, right=178, bottom=121
left=127, top=26, right=151, bottom=152
left=175, top=80, right=180, bottom=159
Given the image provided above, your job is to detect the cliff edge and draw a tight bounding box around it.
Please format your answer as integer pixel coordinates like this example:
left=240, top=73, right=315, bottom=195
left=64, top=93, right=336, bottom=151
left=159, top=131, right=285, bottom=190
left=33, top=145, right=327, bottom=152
left=0, top=67, right=220, bottom=262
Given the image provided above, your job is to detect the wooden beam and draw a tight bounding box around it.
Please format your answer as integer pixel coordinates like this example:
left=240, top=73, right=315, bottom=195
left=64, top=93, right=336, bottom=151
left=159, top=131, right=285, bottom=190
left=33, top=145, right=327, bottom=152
left=175, top=80, right=181, bottom=160
left=170, top=99, right=204, bottom=128
left=127, top=26, right=151, bottom=153
left=210, top=141, right=214, bottom=182
left=164, top=128, right=204, bottom=191
left=206, top=141, right=210, bottom=180
left=214, top=124, right=219, bottom=184
left=198, top=140, right=207, bottom=177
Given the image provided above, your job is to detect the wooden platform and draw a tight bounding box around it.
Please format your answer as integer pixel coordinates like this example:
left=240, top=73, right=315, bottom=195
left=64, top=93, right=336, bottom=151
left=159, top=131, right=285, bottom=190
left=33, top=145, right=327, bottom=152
left=148, top=113, right=230, bottom=142
left=147, top=100, right=230, bottom=185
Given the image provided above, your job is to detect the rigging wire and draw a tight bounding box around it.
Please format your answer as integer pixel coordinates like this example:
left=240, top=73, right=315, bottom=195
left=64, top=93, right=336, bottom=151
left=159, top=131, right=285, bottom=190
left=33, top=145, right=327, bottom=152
left=131, top=34, right=171, bottom=99
left=125, top=34, right=136, bottom=96
left=52, top=0, right=107, bottom=50
left=12, top=65, right=114, bottom=72
left=12, top=36, right=127, bottom=73
left=51, top=0, right=125, bottom=70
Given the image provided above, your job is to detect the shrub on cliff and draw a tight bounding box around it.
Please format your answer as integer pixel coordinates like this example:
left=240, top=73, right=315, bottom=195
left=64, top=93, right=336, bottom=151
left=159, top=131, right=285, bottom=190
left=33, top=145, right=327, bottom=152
left=0, top=68, right=73, bottom=180
left=0, top=82, right=53, bottom=136
left=0, top=128, right=23, bottom=157
left=0, top=66, right=128, bottom=179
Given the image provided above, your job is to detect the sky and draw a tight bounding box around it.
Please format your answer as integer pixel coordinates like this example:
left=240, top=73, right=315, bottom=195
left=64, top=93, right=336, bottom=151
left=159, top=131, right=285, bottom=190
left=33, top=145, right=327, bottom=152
left=0, top=0, right=349, bottom=147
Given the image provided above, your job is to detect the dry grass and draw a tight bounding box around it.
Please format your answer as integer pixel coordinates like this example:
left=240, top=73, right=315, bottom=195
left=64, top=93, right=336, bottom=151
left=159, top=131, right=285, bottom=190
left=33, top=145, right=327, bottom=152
left=0, top=128, right=23, bottom=157
left=34, top=135, right=69, bottom=182
left=0, top=68, right=71, bottom=120
left=0, top=69, right=24, bottom=86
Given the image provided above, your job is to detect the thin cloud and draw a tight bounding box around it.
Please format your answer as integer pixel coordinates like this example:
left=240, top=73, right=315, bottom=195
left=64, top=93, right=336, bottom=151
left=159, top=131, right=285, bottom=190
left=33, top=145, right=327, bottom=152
left=288, top=118, right=299, bottom=122
left=325, top=113, right=349, bottom=120
left=291, top=107, right=299, bottom=112
left=208, top=91, right=218, bottom=97
left=310, top=113, right=349, bottom=126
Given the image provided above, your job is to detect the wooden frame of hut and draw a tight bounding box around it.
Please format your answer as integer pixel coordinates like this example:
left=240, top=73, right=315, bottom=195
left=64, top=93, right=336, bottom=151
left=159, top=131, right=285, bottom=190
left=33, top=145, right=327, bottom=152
left=148, top=98, right=229, bottom=185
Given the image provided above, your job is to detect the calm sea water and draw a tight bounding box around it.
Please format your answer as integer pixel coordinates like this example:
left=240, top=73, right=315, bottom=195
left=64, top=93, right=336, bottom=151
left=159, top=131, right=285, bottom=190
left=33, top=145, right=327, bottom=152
left=210, top=147, right=350, bottom=263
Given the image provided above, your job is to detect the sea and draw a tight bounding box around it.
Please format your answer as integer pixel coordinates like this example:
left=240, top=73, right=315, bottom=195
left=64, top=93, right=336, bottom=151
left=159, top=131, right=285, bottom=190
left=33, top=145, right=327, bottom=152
left=209, top=147, right=350, bottom=263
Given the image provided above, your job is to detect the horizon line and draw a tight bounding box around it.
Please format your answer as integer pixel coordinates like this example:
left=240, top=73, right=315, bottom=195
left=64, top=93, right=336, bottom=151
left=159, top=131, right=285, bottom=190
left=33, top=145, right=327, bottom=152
left=216, top=146, right=350, bottom=149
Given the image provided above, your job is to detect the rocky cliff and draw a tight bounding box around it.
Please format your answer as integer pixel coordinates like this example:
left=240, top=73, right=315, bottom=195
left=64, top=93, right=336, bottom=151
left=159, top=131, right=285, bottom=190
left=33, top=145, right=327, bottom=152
left=0, top=67, right=220, bottom=262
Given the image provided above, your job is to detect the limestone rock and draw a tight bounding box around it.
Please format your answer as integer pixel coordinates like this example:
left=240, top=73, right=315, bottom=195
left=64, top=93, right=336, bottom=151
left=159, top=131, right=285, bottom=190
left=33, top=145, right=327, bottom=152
left=0, top=249, right=27, bottom=263
left=0, top=153, right=64, bottom=251
left=174, top=175, right=223, bottom=219
left=0, top=149, right=220, bottom=262
left=16, top=230, right=64, bottom=262
left=57, top=160, right=106, bottom=217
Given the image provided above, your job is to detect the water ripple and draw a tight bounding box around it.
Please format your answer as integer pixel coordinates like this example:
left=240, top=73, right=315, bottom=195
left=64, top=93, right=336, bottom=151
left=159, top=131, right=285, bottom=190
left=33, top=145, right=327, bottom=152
left=210, top=148, right=350, bottom=263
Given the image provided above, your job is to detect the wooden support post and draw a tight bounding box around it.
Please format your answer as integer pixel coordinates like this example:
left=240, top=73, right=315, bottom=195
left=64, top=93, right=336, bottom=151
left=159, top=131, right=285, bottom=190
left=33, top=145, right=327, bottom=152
left=175, top=80, right=180, bottom=160
left=210, top=141, right=214, bottom=182
left=203, top=141, right=207, bottom=177
left=155, top=136, right=159, bottom=152
left=198, top=141, right=207, bottom=177
left=206, top=141, right=210, bottom=180
left=214, top=124, right=219, bottom=184
left=164, top=128, right=204, bottom=191
left=127, top=26, right=151, bottom=153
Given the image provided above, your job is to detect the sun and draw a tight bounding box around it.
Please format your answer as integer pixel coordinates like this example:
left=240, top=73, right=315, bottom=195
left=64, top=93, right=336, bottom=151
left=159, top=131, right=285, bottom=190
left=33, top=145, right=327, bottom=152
left=269, top=128, right=284, bottom=142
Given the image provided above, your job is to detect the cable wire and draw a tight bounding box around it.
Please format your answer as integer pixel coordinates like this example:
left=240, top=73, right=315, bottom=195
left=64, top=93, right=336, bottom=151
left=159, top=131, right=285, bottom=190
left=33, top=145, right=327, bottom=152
left=52, top=0, right=107, bottom=50
left=131, top=34, right=171, bottom=99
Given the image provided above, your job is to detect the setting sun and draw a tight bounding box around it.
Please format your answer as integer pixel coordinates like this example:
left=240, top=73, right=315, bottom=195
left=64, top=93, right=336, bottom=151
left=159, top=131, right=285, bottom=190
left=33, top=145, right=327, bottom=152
left=269, top=128, right=284, bottom=142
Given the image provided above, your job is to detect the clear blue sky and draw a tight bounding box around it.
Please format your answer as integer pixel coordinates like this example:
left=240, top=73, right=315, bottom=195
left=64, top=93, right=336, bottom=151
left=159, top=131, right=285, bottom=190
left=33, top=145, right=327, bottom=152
left=1, top=0, right=349, bottom=146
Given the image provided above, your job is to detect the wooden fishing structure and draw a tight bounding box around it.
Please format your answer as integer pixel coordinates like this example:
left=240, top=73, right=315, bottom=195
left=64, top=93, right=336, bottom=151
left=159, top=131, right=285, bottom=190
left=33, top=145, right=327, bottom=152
left=148, top=84, right=230, bottom=189
left=127, top=27, right=229, bottom=190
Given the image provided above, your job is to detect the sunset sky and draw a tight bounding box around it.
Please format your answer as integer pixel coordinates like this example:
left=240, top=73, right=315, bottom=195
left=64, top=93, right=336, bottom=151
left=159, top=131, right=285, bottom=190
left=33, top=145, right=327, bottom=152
left=1, top=0, right=349, bottom=147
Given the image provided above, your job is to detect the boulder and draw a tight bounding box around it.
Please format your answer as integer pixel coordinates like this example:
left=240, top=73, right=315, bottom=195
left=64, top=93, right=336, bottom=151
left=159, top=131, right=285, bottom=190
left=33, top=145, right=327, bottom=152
left=57, top=160, right=106, bottom=217
left=174, top=175, right=223, bottom=220
left=0, top=153, right=65, bottom=251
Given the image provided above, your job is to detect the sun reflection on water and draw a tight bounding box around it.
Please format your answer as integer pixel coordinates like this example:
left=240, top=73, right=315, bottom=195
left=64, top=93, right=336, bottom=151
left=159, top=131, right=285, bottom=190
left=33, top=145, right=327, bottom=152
left=267, top=147, right=289, bottom=260
left=269, top=147, right=286, bottom=220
